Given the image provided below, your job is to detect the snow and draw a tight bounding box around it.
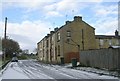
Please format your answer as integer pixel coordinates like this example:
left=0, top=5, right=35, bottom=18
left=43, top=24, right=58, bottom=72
left=64, top=63, right=119, bottom=77
left=0, top=61, right=53, bottom=80
left=35, top=62, right=119, bottom=79
left=1, top=62, right=29, bottom=80
left=109, top=46, right=120, bottom=48
left=15, top=60, right=54, bottom=79
left=41, top=64, right=118, bottom=79
left=0, top=60, right=120, bottom=80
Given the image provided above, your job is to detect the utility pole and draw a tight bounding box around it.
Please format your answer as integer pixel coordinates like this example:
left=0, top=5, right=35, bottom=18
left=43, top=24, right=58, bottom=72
left=4, top=17, right=7, bottom=63
left=4, top=17, right=7, bottom=39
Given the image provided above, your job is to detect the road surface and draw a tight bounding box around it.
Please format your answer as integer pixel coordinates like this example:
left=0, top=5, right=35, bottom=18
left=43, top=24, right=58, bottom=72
left=0, top=60, right=119, bottom=81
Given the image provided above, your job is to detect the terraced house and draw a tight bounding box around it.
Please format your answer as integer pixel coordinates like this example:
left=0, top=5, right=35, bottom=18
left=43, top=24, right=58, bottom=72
left=37, top=16, right=97, bottom=64
left=96, top=30, right=120, bottom=49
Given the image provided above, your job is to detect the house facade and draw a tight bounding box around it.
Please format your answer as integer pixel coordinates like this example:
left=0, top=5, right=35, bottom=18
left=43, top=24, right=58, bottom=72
left=96, top=30, right=120, bottom=49
left=37, top=16, right=97, bottom=63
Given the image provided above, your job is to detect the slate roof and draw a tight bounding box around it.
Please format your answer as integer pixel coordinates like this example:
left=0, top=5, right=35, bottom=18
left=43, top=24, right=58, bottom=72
left=95, top=35, right=120, bottom=39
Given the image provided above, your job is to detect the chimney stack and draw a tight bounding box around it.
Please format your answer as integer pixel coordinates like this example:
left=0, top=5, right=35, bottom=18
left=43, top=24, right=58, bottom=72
left=50, top=31, right=54, bottom=34
left=66, top=21, right=71, bottom=25
left=74, top=16, right=82, bottom=22
left=54, top=27, right=58, bottom=31
left=115, top=30, right=119, bottom=36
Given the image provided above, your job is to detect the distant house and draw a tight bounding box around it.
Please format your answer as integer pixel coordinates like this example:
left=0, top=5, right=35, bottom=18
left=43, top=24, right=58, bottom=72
left=96, top=30, right=120, bottom=49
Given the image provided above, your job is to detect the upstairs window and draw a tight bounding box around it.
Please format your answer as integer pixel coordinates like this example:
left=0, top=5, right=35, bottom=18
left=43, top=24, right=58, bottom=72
left=109, top=39, right=112, bottom=46
left=46, top=40, right=49, bottom=47
left=57, top=32, right=60, bottom=41
left=100, top=39, right=104, bottom=46
left=67, top=30, right=71, bottom=38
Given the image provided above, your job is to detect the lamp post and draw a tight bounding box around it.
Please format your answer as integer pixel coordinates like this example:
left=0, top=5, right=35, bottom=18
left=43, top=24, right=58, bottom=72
left=66, top=31, right=80, bottom=64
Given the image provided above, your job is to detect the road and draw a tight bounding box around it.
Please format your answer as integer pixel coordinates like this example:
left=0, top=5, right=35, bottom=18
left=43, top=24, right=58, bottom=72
left=0, top=60, right=119, bottom=81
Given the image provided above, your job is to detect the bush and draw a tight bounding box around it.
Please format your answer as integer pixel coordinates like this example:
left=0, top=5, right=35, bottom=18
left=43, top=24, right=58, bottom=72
left=18, top=55, right=27, bottom=60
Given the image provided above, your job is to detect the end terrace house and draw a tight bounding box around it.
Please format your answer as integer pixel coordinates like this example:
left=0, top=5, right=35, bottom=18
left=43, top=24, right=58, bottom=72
left=37, top=16, right=97, bottom=64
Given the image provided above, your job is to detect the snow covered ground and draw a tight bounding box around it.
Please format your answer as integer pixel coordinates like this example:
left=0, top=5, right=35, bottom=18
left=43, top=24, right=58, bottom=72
left=0, top=62, right=29, bottom=80
left=0, top=60, right=120, bottom=81
left=64, top=63, right=119, bottom=77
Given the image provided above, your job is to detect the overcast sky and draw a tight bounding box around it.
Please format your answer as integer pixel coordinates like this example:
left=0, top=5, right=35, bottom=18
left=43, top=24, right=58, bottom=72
left=0, top=0, right=119, bottom=53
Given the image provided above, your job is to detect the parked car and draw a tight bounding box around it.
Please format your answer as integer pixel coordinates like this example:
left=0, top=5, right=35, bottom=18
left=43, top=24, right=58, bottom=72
left=11, top=56, right=18, bottom=62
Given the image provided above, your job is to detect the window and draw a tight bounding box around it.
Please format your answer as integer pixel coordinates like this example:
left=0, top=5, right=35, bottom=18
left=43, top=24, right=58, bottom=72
left=116, top=40, right=119, bottom=45
left=46, top=40, right=49, bottom=47
left=52, top=36, right=54, bottom=41
left=50, top=49, right=52, bottom=61
left=55, top=47, right=57, bottom=59
left=109, top=39, right=112, bottom=45
left=43, top=41, right=45, bottom=47
left=100, top=39, right=104, bottom=46
left=66, top=31, right=71, bottom=42
left=57, top=32, right=60, bottom=41
left=42, top=49, right=44, bottom=57
left=67, top=30, right=71, bottom=38
left=58, top=45, right=60, bottom=56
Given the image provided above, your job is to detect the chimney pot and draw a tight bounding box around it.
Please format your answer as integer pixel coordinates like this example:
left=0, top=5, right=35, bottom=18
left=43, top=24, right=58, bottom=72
left=66, top=21, right=71, bottom=25
left=74, top=16, right=82, bottom=22
left=50, top=31, right=54, bottom=34
left=54, top=27, right=58, bottom=31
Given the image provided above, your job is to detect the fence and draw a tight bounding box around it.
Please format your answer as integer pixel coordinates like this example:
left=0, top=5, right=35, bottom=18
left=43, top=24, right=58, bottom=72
left=80, top=48, right=120, bottom=70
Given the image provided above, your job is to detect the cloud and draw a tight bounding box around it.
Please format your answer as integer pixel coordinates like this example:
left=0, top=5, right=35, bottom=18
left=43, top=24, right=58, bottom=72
left=92, top=3, right=118, bottom=17
left=43, top=0, right=91, bottom=18
left=8, top=34, right=35, bottom=51
left=78, top=0, right=119, bottom=2
left=1, top=0, right=119, bottom=13
left=46, top=11, right=63, bottom=18
left=0, top=20, right=52, bottom=51
left=2, top=0, right=55, bottom=13
left=85, top=2, right=118, bottom=35
left=56, top=0, right=79, bottom=11
left=2, top=0, right=92, bottom=18
left=93, top=17, right=118, bottom=35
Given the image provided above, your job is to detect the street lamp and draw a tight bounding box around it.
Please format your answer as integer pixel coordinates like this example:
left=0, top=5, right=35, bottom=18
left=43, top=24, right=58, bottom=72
left=66, top=31, right=80, bottom=64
